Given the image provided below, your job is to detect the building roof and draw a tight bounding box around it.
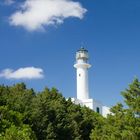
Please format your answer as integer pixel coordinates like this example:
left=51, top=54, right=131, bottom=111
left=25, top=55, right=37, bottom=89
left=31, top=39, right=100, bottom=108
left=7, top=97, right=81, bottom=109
left=77, top=47, right=88, bottom=53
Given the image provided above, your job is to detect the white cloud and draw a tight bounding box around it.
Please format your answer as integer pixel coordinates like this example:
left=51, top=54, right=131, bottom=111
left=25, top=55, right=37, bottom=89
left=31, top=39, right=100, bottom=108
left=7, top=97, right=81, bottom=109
left=9, top=0, right=87, bottom=31
left=0, top=67, right=44, bottom=79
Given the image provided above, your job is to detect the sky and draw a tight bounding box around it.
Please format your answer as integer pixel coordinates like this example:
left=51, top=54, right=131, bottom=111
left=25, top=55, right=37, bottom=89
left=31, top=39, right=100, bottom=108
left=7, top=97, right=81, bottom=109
left=0, top=0, right=140, bottom=107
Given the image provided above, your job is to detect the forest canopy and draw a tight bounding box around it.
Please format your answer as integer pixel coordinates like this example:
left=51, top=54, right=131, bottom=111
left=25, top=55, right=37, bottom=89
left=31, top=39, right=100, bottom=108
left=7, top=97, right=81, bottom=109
left=0, top=78, right=140, bottom=140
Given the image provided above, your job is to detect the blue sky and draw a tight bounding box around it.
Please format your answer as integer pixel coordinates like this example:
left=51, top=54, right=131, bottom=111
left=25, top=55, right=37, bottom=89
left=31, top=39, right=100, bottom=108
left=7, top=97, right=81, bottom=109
left=0, top=0, right=140, bottom=106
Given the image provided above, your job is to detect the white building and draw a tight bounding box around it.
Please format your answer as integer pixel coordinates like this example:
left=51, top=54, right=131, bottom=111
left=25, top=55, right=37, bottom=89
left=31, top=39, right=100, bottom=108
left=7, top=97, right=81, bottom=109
left=72, top=48, right=110, bottom=117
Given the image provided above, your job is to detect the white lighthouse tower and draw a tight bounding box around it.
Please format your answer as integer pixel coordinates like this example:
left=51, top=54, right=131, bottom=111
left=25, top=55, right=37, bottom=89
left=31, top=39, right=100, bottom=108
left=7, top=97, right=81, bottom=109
left=74, top=47, right=91, bottom=100
left=72, top=47, right=94, bottom=110
left=71, top=47, right=110, bottom=117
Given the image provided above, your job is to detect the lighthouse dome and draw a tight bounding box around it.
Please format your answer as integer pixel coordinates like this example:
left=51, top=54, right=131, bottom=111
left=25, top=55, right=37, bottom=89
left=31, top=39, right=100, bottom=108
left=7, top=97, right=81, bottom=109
left=76, top=47, right=89, bottom=63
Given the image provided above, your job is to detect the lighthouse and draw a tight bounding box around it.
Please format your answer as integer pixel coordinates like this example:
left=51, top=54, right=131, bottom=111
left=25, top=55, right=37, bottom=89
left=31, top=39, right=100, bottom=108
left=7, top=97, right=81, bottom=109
left=74, top=47, right=91, bottom=100
left=72, top=47, right=110, bottom=117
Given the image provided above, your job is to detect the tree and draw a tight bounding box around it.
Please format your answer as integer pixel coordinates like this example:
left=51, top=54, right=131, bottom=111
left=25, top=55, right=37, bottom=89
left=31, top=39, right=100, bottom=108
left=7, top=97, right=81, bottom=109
left=0, top=125, right=36, bottom=140
left=90, top=78, right=140, bottom=140
left=0, top=83, right=36, bottom=139
left=121, top=78, right=140, bottom=138
left=121, top=78, right=140, bottom=118
left=0, top=83, right=110, bottom=140
left=28, top=87, right=102, bottom=140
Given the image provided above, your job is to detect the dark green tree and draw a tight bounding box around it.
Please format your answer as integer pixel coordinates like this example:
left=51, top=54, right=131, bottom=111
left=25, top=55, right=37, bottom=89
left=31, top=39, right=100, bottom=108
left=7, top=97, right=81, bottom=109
left=0, top=125, right=36, bottom=140
left=90, top=78, right=140, bottom=140
left=0, top=83, right=36, bottom=139
left=28, top=87, right=103, bottom=140
left=0, top=83, right=109, bottom=140
left=121, top=78, right=140, bottom=118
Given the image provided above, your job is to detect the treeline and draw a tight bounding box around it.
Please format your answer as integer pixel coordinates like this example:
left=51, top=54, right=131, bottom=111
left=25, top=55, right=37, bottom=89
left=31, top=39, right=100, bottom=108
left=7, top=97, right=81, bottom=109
left=0, top=79, right=140, bottom=140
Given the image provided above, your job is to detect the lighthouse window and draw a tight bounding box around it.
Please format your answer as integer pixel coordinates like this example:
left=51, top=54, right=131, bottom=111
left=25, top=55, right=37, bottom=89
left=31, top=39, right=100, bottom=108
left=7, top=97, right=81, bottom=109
left=96, top=107, right=100, bottom=113
left=79, top=74, right=81, bottom=77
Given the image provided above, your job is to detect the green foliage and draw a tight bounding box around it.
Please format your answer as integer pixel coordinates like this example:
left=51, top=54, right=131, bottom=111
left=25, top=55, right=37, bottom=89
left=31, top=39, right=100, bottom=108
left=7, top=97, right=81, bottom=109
left=0, top=125, right=36, bottom=140
left=121, top=78, right=140, bottom=117
left=0, top=83, right=36, bottom=139
left=0, top=83, right=101, bottom=140
left=29, top=87, right=101, bottom=140
left=90, top=78, right=140, bottom=140
left=1, top=79, right=140, bottom=140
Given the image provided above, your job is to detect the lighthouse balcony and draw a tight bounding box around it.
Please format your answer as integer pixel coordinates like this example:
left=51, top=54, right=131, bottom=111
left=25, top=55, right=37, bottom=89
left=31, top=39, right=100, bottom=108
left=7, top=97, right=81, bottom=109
left=74, top=62, right=91, bottom=69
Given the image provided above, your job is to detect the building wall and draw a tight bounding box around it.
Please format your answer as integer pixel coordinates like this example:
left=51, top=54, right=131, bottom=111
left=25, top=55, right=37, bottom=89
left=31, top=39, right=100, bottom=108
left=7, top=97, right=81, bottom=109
left=93, top=99, right=103, bottom=115
left=76, top=67, right=89, bottom=99
left=102, top=106, right=111, bottom=117
left=71, top=98, right=110, bottom=117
